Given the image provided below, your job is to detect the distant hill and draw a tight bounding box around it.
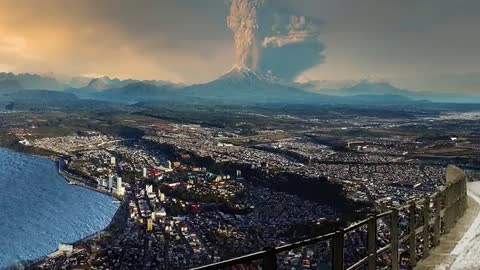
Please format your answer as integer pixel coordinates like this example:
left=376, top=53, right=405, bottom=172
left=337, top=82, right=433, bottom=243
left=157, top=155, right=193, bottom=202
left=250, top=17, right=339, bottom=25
left=91, top=82, right=179, bottom=103
left=341, top=94, right=415, bottom=104
left=1, top=89, right=77, bottom=101
left=85, top=76, right=128, bottom=91
left=0, top=89, right=129, bottom=112
left=65, top=76, right=93, bottom=88
left=0, top=79, right=23, bottom=91
left=303, top=79, right=480, bottom=103
left=336, top=81, right=411, bottom=96
left=69, top=76, right=182, bottom=101
left=299, top=79, right=358, bottom=92
left=0, top=72, right=67, bottom=90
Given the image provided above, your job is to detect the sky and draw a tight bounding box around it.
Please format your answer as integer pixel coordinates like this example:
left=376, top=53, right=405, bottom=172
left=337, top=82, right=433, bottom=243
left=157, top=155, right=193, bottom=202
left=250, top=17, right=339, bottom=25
left=0, top=0, right=479, bottom=93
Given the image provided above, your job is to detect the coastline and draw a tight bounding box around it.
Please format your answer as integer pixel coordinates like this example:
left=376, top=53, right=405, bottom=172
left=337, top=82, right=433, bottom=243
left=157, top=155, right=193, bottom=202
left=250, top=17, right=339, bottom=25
left=17, top=200, right=128, bottom=270
left=56, top=159, right=122, bottom=200
left=0, top=145, right=120, bottom=199
left=0, top=147, right=127, bottom=269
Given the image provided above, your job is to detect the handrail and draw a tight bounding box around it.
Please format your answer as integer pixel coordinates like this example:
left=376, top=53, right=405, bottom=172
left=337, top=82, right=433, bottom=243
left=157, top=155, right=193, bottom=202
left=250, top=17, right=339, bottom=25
left=344, top=217, right=369, bottom=231
left=377, top=210, right=393, bottom=219
left=191, top=166, right=468, bottom=270
left=345, top=255, right=368, bottom=270
left=190, top=250, right=268, bottom=270
left=275, top=232, right=336, bottom=253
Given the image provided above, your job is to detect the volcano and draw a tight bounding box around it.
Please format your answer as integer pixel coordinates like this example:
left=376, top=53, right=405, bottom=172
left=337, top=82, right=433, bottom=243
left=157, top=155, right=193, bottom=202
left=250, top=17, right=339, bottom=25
left=182, top=67, right=333, bottom=104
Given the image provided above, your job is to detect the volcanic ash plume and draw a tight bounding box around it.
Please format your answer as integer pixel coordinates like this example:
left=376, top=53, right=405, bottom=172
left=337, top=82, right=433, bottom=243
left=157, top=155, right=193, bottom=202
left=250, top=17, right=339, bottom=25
left=226, top=0, right=325, bottom=81
left=258, top=12, right=325, bottom=81
left=227, top=0, right=264, bottom=70
left=262, top=15, right=321, bottom=48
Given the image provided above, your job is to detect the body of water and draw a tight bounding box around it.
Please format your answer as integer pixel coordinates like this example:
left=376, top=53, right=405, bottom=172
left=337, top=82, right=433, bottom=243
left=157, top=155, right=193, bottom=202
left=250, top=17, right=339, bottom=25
left=0, top=148, right=118, bottom=268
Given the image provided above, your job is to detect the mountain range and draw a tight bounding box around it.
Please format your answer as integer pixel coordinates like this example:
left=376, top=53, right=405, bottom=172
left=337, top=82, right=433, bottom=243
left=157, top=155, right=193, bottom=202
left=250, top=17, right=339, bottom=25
left=301, top=79, right=480, bottom=103
left=0, top=70, right=478, bottom=105
left=0, top=72, right=67, bottom=90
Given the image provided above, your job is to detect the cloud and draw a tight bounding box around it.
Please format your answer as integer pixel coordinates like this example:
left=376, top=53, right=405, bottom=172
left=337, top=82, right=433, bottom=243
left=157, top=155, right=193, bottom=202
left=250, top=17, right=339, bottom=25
left=0, top=0, right=479, bottom=92
left=0, top=0, right=233, bottom=83
left=262, top=15, right=321, bottom=48
left=259, top=40, right=325, bottom=81
left=224, top=0, right=325, bottom=81
left=255, top=4, right=325, bottom=81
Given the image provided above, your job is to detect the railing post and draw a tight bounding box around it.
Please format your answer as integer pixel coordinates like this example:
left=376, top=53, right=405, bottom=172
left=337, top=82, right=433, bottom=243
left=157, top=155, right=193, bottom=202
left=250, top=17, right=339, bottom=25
left=368, top=215, right=377, bottom=270
left=453, top=182, right=460, bottom=222
left=333, top=230, right=344, bottom=270
left=461, top=176, right=468, bottom=216
left=409, top=202, right=417, bottom=267
left=423, top=198, right=431, bottom=258
left=391, top=209, right=399, bottom=270
left=263, top=247, right=277, bottom=270
left=433, top=194, right=441, bottom=247
left=460, top=181, right=466, bottom=217
left=444, top=181, right=456, bottom=233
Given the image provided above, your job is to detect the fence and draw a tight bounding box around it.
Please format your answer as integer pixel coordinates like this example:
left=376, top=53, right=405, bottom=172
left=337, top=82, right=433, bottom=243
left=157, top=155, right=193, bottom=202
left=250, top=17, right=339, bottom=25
left=191, top=166, right=467, bottom=270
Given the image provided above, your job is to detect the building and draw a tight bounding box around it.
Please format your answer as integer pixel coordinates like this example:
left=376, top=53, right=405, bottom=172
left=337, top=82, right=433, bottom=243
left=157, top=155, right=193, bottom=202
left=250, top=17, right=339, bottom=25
left=110, top=156, right=116, bottom=165
left=108, top=175, right=114, bottom=192
left=147, top=219, right=153, bottom=232
left=146, top=184, right=153, bottom=194
left=116, top=176, right=125, bottom=196
left=58, top=244, right=73, bottom=255
left=159, top=192, right=166, bottom=202
left=143, top=167, right=147, bottom=177
left=347, top=141, right=366, bottom=150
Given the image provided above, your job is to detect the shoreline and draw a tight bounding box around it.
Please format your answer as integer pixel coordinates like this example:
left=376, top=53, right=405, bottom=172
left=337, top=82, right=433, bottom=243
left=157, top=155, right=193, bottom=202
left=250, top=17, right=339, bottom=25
left=0, top=147, right=127, bottom=269
left=56, top=159, right=122, bottom=200
left=0, top=145, right=120, bottom=200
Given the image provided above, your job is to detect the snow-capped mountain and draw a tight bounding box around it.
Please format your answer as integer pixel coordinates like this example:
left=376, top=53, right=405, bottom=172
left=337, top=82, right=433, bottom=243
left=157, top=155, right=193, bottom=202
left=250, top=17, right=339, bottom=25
left=181, top=67, right=331, bottom=104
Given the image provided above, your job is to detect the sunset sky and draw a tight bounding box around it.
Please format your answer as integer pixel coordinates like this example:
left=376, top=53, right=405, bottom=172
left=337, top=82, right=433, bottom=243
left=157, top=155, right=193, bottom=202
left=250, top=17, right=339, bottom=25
left=1, top=0, right=479, bottom=93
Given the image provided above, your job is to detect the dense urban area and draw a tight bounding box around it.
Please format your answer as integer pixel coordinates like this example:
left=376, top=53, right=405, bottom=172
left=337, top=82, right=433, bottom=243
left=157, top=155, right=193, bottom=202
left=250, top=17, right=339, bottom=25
left=1, top=105, right=479, bottom=270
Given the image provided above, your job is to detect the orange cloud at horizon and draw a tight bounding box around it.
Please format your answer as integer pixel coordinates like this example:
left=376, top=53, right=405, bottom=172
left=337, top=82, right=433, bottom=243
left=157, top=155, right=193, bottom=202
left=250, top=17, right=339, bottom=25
left=0, top=0, right=233, bottom=83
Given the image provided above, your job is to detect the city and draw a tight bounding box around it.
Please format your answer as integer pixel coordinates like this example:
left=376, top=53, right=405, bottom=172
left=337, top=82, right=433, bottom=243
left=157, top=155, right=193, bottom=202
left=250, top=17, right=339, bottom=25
left=0, top=105, right=477, bottom=269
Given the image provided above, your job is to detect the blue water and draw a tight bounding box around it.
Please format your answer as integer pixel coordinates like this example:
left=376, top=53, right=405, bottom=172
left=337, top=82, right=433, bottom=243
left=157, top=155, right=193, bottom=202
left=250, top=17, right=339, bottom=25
left=0, top=148, right=118, bottom=268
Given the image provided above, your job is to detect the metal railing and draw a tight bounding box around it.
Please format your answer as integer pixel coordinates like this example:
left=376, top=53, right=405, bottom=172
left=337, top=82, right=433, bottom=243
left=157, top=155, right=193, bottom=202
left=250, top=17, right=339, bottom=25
left=191, top=166, right=468, bottom=270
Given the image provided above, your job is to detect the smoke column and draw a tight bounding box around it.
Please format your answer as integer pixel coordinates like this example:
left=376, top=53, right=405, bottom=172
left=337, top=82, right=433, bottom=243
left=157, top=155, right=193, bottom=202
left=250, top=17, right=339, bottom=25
left=227, top=0, right=324, bottom=81
left=227, top=0, right=264, bottom=70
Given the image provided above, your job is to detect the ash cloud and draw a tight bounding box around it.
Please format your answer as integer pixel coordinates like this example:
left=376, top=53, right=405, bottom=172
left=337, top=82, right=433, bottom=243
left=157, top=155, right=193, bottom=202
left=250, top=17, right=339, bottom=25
left=227, top=0, right=265, bottom=70
left=227, top=0, right=325, bottom=81
left=262, top=15, right=321, bottom=48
